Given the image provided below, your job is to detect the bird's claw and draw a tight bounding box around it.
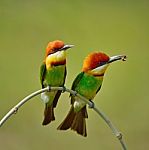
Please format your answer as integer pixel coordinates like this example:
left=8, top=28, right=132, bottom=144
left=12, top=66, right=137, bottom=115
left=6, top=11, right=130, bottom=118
left=47, top=86, right=51, bottom=92
left=62, top=86, right=66, bottom=93
left=73, top=91, right=77, bottom=96
left=88, top=100, right=95, bottom=108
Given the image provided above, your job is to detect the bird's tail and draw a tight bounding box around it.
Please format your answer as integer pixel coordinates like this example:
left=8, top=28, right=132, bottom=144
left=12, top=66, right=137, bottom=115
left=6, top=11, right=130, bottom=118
left=42, top=104, right=55, bottom=125
left=57, top=106, right=88, bottom=137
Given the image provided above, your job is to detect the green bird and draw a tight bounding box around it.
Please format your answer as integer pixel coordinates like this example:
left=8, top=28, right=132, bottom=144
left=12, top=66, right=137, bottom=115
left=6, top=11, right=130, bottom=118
left=40, top=40, right=73, bottom=125
left=57, top=52, right=126, bottom=136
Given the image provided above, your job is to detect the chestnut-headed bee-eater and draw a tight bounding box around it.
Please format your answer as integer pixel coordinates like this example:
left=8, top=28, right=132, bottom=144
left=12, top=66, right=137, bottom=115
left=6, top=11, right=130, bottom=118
left=57, top=52, right=126, bottom=137
left=40, top=40, right=73, bottom=125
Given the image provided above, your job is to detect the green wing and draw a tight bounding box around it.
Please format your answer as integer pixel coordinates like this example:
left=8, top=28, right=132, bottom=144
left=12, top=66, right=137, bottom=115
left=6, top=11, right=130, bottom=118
left=53, top=66, right=67, bottom=108
left=71, top=72, right=84, bottom=90
left=40, top=62, right=46, bottom=88
left=71, top=72, right=84, bottom=104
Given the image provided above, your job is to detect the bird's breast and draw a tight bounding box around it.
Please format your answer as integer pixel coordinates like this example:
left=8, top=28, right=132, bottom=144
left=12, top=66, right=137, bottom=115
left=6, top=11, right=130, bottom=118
left=75, top=74, right=102, bottom=100
left=44, top=65, right=66, bottom=86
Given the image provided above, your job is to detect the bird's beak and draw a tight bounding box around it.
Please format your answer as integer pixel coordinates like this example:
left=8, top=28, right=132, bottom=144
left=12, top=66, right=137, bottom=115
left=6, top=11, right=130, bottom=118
left=108, top=55, right=127, bottom=64
left=60, top=44, right=74, bottom=51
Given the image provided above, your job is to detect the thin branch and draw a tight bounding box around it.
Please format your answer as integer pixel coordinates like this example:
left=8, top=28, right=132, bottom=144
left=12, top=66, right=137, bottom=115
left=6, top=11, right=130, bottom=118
left=67, top=89, right=127, bottom=150
left=0, top=87, right=49, bottom=127
left=0, top=86, right=127, bottom=150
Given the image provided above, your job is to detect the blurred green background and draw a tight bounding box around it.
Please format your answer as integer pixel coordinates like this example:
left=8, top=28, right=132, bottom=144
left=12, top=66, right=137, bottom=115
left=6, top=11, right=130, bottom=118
left=0, top=0, right=149, bottom=149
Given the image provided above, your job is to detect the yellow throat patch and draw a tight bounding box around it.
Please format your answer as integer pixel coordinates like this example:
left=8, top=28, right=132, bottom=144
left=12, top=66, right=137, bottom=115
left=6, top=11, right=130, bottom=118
left=46, top=51, right=66, bottom=70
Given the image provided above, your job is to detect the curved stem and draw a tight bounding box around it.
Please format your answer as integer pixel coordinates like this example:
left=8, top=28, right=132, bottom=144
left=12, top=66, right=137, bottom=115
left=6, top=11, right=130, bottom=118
left=0, top=86, right=127, bottom=150
left=68, top=90, right=127, bottom=150
left=0, top=87, right=49, bottom=127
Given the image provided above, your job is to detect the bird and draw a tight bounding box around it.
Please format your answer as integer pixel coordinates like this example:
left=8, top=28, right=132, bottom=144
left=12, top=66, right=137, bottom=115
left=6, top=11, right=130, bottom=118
left=40, top=40, right=74, bottom=125
left=57, top=52, right=126, bottom=137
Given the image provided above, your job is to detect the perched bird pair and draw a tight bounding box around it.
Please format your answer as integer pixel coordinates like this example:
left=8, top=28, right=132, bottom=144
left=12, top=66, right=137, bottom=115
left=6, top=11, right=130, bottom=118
left=40, top=40, right=126, bottom=137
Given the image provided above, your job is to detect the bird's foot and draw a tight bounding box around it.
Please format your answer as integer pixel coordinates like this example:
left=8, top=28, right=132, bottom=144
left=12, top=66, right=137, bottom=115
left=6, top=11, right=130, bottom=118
left=47, top=85, right=51, bottom=92
left=88, top=100, right=95, bottom=108
left=72, top=91, right=77, bottom=97
left=62, top=86, right=66, bottom=93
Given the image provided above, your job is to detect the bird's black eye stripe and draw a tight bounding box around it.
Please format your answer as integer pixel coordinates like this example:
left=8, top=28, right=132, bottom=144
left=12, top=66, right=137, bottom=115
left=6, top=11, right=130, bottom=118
left=48, top=48, right=60, bottom=55
left=53, top=48, right=60, bottom=52
left=100, top=61, right=106, bottom=66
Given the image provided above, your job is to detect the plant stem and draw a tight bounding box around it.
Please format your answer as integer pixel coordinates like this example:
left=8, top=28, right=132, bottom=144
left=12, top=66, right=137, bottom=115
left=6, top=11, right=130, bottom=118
left=0, top=86, right=127, bottom=150
left=0, top=87, right=49, bottom=127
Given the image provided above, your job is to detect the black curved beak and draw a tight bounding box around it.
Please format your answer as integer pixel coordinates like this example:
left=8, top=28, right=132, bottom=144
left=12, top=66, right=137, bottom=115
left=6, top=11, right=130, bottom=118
left=108, top=55, right=127, bottom=64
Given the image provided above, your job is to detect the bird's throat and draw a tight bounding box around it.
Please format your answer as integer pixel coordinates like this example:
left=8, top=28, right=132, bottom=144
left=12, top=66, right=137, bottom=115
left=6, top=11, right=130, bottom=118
left=46, top=51, right=66, bottom=70
left=90, top=64, right=109, bottom=76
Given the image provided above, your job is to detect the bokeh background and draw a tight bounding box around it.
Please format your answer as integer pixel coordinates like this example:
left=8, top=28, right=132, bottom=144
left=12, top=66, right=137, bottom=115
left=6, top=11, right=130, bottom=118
left=0, top=0, right=149, bottom=149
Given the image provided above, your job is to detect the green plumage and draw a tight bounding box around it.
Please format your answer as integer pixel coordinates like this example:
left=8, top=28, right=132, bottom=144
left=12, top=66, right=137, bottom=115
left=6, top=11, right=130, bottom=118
left=40, top=63, right=66, bottom=87
left=43, top=65, right=66, bottom=87
left=58, top=72, right=103, bottom=136
left=74, top=72, right=102, bottom=99
left=71, top=72, right=103, bottom=112
left=40, top=62, right=66, bottom=125
left=40, top=63, right=46, bottom=88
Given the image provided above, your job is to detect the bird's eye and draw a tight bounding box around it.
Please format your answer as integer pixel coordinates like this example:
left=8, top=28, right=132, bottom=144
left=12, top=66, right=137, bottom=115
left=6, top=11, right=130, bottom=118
left=54, top=48, right=60, bottom=51
left=100, top=61, right=106, bottom=66
left=50, top=48, right=60, bottom=54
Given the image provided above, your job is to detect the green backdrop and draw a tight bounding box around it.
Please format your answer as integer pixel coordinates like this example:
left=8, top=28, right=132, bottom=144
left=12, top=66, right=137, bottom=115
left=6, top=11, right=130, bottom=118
left=0, top=1, right=149, bottom=149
